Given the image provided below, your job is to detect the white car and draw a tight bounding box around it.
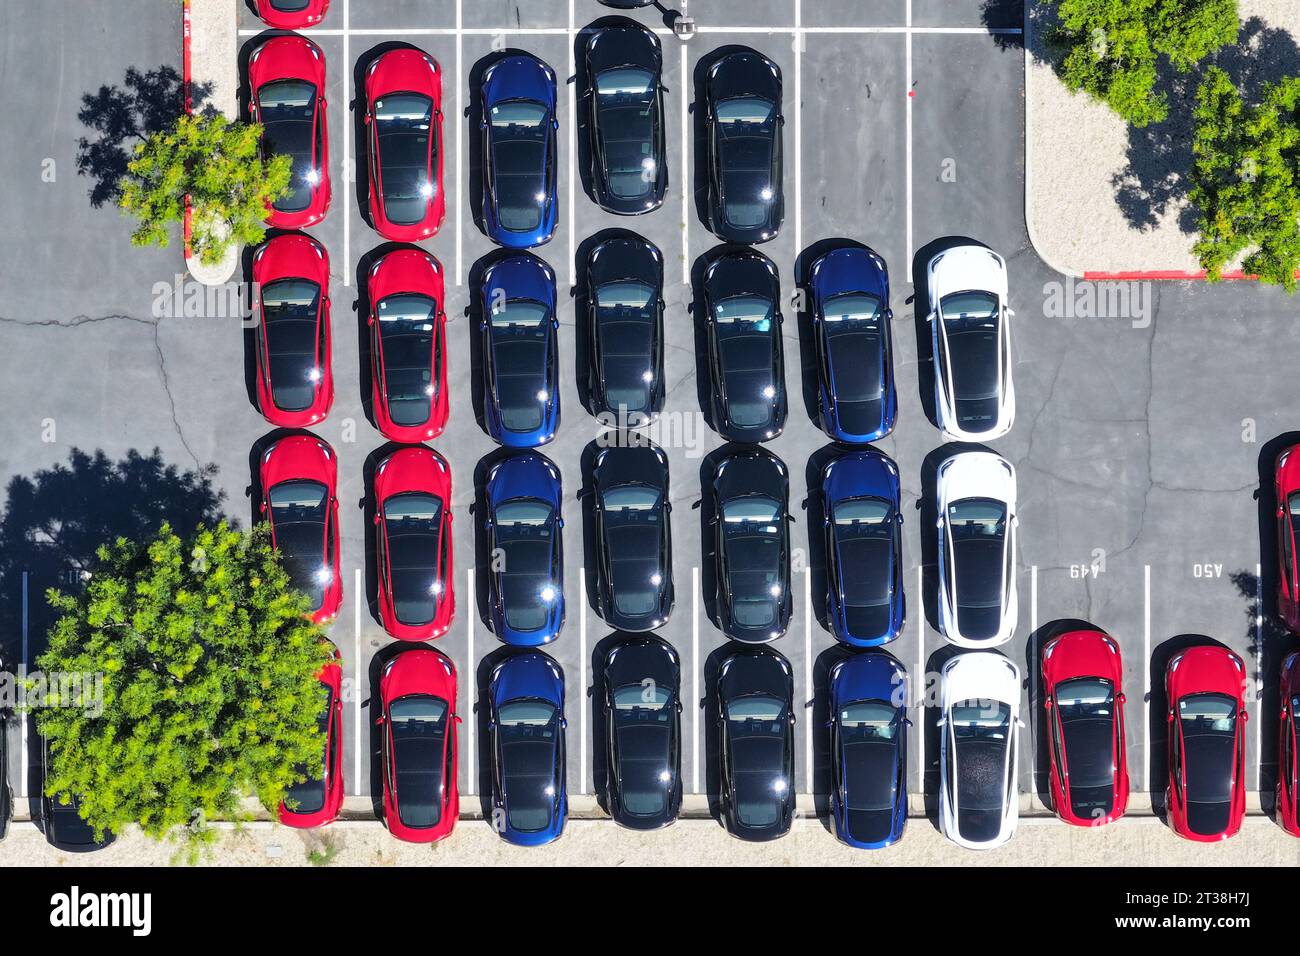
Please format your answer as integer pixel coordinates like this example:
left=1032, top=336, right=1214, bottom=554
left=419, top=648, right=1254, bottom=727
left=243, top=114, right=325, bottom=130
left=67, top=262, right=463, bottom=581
left=938, top=652, right=1021, bottom=850
left=936, top=451, right=1018, bottom=647
left=926, top=245, right=1015, bottom=440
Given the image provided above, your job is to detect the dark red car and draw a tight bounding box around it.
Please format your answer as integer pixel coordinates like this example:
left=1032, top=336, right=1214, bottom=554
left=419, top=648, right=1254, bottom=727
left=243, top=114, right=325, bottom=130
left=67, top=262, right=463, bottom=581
left=256, top=0, right=330, bottom=30
left=279, top=646, right=344, bottom=828
left=252, top=234, right=333, bottom=427
left=366, top=248, right=448, bottom=441
left=364, top=48, right=445, bottom=241
left=259, top=434, right=342, bottom=623
left=1276, top=445, right=1300, bottom=632
left=1165, top=645, right=1247, bottom=842
left=1041, top=629, right=1129, bottom=826
left=376, top=647, right=459, bottom=843
left=1276, top=652, right=1300, bottom=836
left=249, top=35, right=331, bottom=229
left=373, top=446, right=455, bottom=641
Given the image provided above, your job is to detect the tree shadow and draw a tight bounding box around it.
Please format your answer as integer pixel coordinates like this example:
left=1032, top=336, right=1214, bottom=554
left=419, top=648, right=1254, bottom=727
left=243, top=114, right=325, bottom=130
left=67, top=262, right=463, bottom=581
left=75, top=65, right=212, bottom=208
left=980, top=0, right=1027, bottom=53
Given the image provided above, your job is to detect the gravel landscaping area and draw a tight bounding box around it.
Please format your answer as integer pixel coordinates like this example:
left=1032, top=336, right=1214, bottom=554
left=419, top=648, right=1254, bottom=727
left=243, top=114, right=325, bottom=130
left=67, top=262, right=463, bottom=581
left=1027, top=0, right=1299, bottom=276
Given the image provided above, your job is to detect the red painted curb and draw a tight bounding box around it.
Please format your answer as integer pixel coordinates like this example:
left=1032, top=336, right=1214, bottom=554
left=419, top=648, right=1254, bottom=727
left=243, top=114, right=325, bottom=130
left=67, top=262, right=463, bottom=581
left=1083, top=269, right=1300, bottom=282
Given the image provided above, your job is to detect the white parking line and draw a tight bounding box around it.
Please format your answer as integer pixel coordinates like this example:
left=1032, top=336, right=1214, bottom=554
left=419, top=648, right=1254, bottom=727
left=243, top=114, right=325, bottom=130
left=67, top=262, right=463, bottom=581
left=1256, top=562, right=1263, bottom=790
left=680, top=42, right=689, bottom=287
left=341, top=0, right=351, bottom=286
left=20, top=570, right=28, bottom=799
left=915, top=562, right=923, bottom=789
left=803, top=565, right=812, bottom=795
left=455, top=0, right=463, bottom=285
left=1143, top=563, right=1151, bottom=791
left=793, top=0, right=801, bottom=261
left=904, top=0, right=913, bottom=273
left=465, top=566, right=474, bottom=796
left=353, top=566, right=361, bottom=794
left=579, top=565, right=587, bottom=795
left=237, top=26, right=1023, bottom=38
left=567, top=0, right=577, bottom=287
left=1029, top=564, right=1037, bottom=808
left=692, top=565, right=700, bottom=792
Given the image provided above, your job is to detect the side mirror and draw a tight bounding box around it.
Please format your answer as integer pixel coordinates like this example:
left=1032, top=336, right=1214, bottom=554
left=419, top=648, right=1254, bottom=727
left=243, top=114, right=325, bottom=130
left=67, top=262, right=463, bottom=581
left=1241, top=710, right=1250, bottom=722
left=1116, top=692, right=1126, bottom=705
left=1043, top=698, right=1053, bottom=709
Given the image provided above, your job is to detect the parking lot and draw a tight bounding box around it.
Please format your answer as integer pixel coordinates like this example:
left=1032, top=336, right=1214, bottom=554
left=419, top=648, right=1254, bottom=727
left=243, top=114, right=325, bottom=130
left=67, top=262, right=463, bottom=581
left=3, top=0, right=1300, bottom=846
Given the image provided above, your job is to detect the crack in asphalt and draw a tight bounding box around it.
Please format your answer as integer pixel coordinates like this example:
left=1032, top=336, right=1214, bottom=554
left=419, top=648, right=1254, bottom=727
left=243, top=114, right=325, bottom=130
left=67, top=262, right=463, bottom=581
left=0, top=312, right=155, bottom=328
left=151, top=318, right=201, bottom=470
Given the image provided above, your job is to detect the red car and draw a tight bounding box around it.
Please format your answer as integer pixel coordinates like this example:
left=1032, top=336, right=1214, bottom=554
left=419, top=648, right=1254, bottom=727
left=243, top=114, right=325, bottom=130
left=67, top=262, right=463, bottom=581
left=249, top=35, right=331, bottom=229
left=252, top=234, right=333, bottom=426
left=366, top=249, right=448, bottom=441
left=374, top=446, right=455, bottom=640
left=259, top=434, right=343, bottom=623
left=1277, top=652, right=1300, bottom=836
left=279, top=646, right=344, bottom=828
left=376, top=647, right=459, bottom=843
left=1165, top=645, right=1247, bottom=842
left=256, top=0, right=329, bottom=30
left=1276, top=445, right=1300, bottom=632
left=1041, top=629, right=1129, bottom=826
left=364, top=48, right=445, bottom=241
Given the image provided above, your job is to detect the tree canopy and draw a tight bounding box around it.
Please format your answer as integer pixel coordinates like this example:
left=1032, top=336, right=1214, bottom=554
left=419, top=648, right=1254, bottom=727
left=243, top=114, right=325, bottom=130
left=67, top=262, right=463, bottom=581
left=118, top=113, right=289, bottom=266
left=35, top=521, right=332, bottom=842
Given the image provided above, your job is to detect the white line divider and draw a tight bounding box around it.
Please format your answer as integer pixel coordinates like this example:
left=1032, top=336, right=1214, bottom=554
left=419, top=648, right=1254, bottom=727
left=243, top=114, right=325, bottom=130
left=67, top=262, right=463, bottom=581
left=915, top=562, right=923, bottom=789
left=465, top=567, right=475, bottom=795
left=793, top=0, right=802, bottom=263
left=238, top=26, right=1025, bottom=38
left=1256, top=562, right=1263, bottom=790
left=455, top=0, right=464, bottom=286
left=904, top=0, right=913, bottom=275
left=680, top=43, right=690, bottom=287
left=20, top=570, right=28, bottom=798
left=692, top=565, right=700, bottom=792
left=353, top=567, right=361, bottom=794
left=1143, top=563, right=1151, bottom=791
left=1027, top=564, right=1038, bottom=808
left=342, top=0, right=351, bottom=286
left=567, top=0, right=577, bottom=287
left=803, top=565, right=812, bottom=794
left=579, top=566, right=587, bottom=795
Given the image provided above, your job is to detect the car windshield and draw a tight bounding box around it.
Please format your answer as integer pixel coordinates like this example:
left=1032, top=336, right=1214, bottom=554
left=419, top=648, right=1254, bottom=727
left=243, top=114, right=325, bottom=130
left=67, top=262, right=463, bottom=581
left=489, top=299, right=550, bottom=433
left=823, top=292, right=884, bottom=404
left=382, top=492, right=443, bottom=626
left=714, top=295, right=776, bottom=428
left=611, top=683, right=673, bottom=817
left=285, top=681, right=333, bottom=815
left=602, top=484, right=664, bottom=617
left=832, top=496, right=895, bottom=616
left=841, top=700, right=900, bottom=813
left=494, top=498, right=557, bottom=632
left=951, top=700, right=1011, bottom=842
left=376, top=293, right=436, bottom=426
left=595, top=280, right=656, bottom=412
left=374, top=94, right=436, bottom=225
left=715, top=97, right=776, bottom=228
left=721, top=496, right=782, bottom=628
left=498, top=698, right=560, bottom=833
left=726, top=693, right=788, bottom=828
left=940, top=291, right=1000, bottom=429
left=947, top=497, right=1007, bottom=639
left=595, top=67, right=658, bottom=200
left=1179, top=692, right=1237, bottom=833
left=489, top=100, right=549, bottom=232
left=390, top=695, right=448, bottom=829
left=261, top=279, right=321, bottom=412
left=259, top=79, right=317, bottom=212
left=268, top=479, right=329, bottom=610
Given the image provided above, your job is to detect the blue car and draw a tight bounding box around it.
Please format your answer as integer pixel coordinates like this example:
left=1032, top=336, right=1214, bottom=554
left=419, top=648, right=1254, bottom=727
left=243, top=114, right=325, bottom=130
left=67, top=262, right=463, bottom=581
left=488, top=651, right=568, bottom=845
left=828, top=651, right=908, bottom=849
left=480, top=252, right=559, bottom=447
left=480, top=52, right=558, bottom=248
left=821, top=449, right=905, bottom=646
left=485, top=451, right=564, bottom=645
left=808, top=246, right=896, bottom=443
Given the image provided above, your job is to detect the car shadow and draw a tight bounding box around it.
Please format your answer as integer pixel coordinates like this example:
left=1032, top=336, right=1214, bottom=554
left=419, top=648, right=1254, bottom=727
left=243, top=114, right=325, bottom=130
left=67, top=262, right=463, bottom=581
left=801, top=442, right=846, bottom=631
left=909, top=236, right=989, bottom=429
left=921, top=643, right=966, bottom=827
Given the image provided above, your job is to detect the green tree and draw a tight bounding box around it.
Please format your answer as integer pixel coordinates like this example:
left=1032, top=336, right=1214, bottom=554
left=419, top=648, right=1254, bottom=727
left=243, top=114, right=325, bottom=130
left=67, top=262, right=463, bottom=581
left=118, top=113, right=290, bottom=266
left=1046, top=0, right=1239, bottom=126
left=35, top=521, right=332, bottom=843
left=1189, top=67, right=1300, bottom=289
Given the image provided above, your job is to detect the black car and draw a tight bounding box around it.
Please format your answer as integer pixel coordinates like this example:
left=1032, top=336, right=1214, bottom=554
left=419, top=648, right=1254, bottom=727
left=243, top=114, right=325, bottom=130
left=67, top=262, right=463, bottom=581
left=710, top=447, right=792, bottom=643
left=717, top=644, right=795, bottom=841
left=591, top=441, right=674, bottom=631
left=42, top=740, right=115, bottom=853
left=602, top=636, right=683, bottom=829
left=703, top=48, right=784, bottom=243
left=585, top=235, right=666, bottom=423
left=702, top=249, right=786, bottom=442
left=584, top=18, right=667, bottom=214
